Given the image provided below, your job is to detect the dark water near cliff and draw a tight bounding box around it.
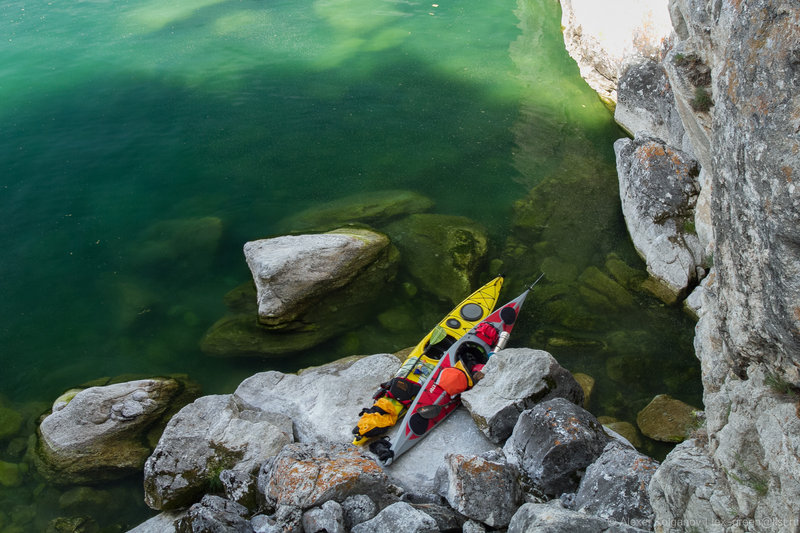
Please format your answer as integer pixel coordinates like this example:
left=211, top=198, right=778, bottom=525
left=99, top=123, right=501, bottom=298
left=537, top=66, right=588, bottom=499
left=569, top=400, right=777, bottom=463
left=0, top=0, right=700, bottom=529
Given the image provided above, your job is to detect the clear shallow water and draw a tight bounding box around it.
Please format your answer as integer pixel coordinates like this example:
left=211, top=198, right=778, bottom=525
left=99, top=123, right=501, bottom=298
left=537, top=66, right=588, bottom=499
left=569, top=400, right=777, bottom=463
left=0, top=0, right=700, bottom=529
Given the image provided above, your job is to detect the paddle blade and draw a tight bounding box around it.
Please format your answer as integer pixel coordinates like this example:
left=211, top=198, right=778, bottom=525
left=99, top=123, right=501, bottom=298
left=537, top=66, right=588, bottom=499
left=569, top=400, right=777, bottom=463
left=429, top=325, right=447, bottom=345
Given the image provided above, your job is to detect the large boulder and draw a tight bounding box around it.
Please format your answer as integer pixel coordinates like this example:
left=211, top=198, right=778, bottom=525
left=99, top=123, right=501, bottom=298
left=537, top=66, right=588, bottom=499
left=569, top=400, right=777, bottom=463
left=143, top=395, right=293, bottom=511
left=573, top=440, right=659, bottom=529
left=559, top=0, right=672, bottom=105
left=278, top=190, right=434, bottom=232
left=435, top=452, right=523, bottom=528
left=508, top=502, right=649, bottom=533
left=384, top=214, right=488, bottom=304
left=36, top=378, right=185, bottom=484
left=615, top=136, right=705, bottom=303
left=503, top=398, right=610, bottom=496
left=257, top=443, right=389, bottom=510
left=232, top=353, right=400, bottom=443
left=461, top=348, right=584, bottom=443
left=203, top=228, right=399, bottom=357
left=244, top=228, right=394, bottom=326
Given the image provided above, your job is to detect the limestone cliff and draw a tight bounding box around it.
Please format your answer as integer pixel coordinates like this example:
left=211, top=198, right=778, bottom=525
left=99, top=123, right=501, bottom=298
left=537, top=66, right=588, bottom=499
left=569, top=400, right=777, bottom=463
left=561, top=0, right=800, bottom=530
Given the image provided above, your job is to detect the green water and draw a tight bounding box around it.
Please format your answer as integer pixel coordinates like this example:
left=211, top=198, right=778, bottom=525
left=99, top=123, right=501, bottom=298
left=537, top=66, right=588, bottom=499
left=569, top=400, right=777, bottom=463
left=0, top=0, right=700, bottom=529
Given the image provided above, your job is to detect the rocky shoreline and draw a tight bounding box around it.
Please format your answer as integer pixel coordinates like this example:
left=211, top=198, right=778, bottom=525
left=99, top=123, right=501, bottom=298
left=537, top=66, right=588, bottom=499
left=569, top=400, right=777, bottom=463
left=33, top=348, right=673, bottom=533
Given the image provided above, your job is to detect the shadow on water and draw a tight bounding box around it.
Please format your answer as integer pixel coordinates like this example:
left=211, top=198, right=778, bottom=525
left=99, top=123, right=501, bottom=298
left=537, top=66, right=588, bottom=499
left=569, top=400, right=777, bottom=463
left=0, top=0, right=701, bottom=529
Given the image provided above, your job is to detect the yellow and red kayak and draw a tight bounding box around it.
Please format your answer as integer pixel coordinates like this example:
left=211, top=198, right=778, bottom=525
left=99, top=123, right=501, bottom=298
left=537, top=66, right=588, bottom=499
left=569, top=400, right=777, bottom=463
left=352, top=275, right=504, bottom=445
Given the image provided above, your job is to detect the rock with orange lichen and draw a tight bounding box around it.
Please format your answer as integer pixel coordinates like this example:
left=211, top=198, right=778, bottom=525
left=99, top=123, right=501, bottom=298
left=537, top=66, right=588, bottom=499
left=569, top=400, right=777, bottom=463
left=573, top=440, right=659, bottom=529
left=257, top=442, right=391, bottom=510
left=434, top=451, right=523, bottom=528
left=615, top=136, right=706, bottom=304
left=503, top=398, right=611, bottom=496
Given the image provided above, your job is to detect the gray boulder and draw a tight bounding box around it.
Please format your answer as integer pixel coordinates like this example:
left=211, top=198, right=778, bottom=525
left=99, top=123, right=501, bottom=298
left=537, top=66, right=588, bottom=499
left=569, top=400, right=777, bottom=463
left=573, top=441, right=659, bottom=528
left=302, top=501, right=345, bottom=533
left=508, top=501, right=650, bottom=533
left=341, top=495, right=377, bottom=530
left=435, top=452, right=523, bottom=528
left=461, top=348, right=584, bottom=443
left=351, top=502, right=438, bottom=533
left=232, top=353, right=400, bottom=443
left=615, top=136, right=705, bottom=303
left=257, top=442, right=389, bottom=510
left=503, top=398, right=610, bottom=496
left=176, top=495, right=252, bottom=533
left=36, top=378, right=183, bottom=484
left=143, top=395, right=293, bottom=510
left=244, top=228, right=393, bottom=326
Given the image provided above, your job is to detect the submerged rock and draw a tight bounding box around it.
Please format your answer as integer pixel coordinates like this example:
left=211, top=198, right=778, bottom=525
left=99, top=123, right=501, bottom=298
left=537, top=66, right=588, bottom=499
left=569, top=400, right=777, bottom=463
left=384, top=214, right=488, bottom=304
left=461, top=348, right=584, bottom=443
left=279, top=189, right=434, bottom=232
left=36, top=378, right=185, bottom=484
left=131, top=216, right=224, bottom=273
left=636, top=394, right=700, bottom=443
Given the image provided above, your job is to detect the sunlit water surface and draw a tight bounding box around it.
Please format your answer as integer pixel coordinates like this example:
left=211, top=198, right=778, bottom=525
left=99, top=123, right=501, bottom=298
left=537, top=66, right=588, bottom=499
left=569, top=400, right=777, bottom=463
left=0, top=0, right=700, bottom=529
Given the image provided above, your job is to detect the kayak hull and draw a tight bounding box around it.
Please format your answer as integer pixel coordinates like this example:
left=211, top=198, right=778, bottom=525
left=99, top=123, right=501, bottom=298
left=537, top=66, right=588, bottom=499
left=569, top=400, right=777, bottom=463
left=352, top=275, right=504, bottom=445
left=379, top=286, right=533, bottom=465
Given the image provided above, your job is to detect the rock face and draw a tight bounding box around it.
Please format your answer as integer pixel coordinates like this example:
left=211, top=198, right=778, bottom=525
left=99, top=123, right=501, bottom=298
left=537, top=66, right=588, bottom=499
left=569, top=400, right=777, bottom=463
left=507, top=502, right=649, bottom=533
left=36, top=378, right=184, bottom=484
left=615, top=136, right=705, bottom=303
left=559, top=0, right=673, bottom=105
left=567, top=0, right=800, bottom=528
left=278, top=189, right=435, bottom=232
left=461, top=348, right=584, bottom=443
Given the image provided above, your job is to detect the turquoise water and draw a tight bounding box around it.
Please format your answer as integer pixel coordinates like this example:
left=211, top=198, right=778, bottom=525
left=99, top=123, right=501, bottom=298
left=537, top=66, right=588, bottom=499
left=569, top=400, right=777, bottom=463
left=0, top=0, right=700, bottom=529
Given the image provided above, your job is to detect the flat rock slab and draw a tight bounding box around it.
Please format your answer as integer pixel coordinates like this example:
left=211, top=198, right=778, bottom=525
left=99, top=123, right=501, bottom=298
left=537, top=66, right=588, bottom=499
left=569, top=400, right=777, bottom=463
left=636, top=394, right=700, bottom=443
